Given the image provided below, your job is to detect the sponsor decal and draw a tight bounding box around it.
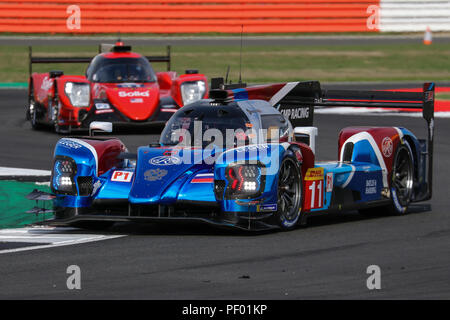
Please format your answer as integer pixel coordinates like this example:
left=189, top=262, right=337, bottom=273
left=111, top=171, right=133, bottom=182
left=59, top=139, right=83, bottom=149
left=130, top=98, right=143, bottom=103
left=163, top=149, right=178, bottom=156
left=381, top=137, right=393, bottom=158
left=117, top=83, right=144, bottom=88
left=304, top=167, right=324, bottom=210
left=326, top=172, right=333, bottom=192
left=149, top=155, right=182, bottom=166
left=161, top=108, right=178, bottom=113
left=257, top=204, right=277, bottom=212
left=144, top=168, right=168, bottom=181
left=279, top=107, right=309, bottom=120
left=95, top=109, right=113, bottom=114
left=118, top=91, right=149, bottom=98
left=236, top=199, right=261, bottom=206
left=95, top=103, right=110, bottom=110
left=91, top=180, right=102, bottom=195
left=304, top=167, right=324, bottom=181
left=365, top=179, right=377, bottom=195
left=41, top=76, right=53, bottom=91
left=234, top=144, right=269, bottom=153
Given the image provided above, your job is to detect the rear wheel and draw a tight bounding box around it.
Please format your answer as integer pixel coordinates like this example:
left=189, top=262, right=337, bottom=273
left=28, top=85, right=42, bottom=130
left=388, top=142, right=414, bottom=214
left=359, top=141, right=414, bottom=216
left=272, top=155, right=304, bottom=230
left=50, top=99, right=60, bottom=133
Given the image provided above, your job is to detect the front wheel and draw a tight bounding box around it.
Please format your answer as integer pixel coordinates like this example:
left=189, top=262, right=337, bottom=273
left=272, top=155, right=304, bottom=230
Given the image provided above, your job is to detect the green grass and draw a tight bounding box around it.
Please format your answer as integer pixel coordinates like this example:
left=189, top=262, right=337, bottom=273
left=0, top=181, right=53, bottom=229
left=1, top=43, right=450, bottom=83
left=436, top=92, right=450, bottom=100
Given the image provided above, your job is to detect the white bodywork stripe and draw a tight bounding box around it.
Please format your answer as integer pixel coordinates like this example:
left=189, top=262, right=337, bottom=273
left=195, top=173, right=214, bottom=177
left=281, top=142, right=291, bottom=151
left=341, top=164, right=356, bottom=188
left=394, top=127, right=404, bottom=142
left=65, top=138, right=99, bottom=176
left=269, top=82, right=299, bottom=107
left=339, top=131, right=388, bottom=188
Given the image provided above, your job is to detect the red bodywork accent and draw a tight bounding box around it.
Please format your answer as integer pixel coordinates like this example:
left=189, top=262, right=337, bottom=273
left=93, top=82, right=160, bottom=120
left=191, top=178, right=214, bottom=183
left=170, top=73, right=209, bottom=107
left=286, top=141, right=315, bottom=212
left=288, top=141, right=315, bottom=180
left=30, top=50, right=208, bottom=128
left=79, top=138, right=126, bottom=176
left=338, top=127, right=402, bottom=185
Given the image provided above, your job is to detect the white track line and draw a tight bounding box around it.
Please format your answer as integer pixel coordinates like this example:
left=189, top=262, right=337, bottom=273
left=0, top=227, right=125, bottom=254
left=0, top=167, right=51, bottom=176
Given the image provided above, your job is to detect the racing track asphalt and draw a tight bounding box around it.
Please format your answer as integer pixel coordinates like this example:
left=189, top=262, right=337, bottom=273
left=1, top=35, right=450, bottom=47
left=0, top=88, right=449, bottom=299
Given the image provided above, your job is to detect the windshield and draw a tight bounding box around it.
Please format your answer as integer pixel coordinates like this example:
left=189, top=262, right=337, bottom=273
left=160, top=106, right=251, bottom=148
left=87, top=56, right=157, bottom=83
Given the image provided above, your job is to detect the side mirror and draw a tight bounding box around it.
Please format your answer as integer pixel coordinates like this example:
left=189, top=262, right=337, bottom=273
left=89, top=121, right=112, bottom=136
left=157, top=73, right=173, bottom=90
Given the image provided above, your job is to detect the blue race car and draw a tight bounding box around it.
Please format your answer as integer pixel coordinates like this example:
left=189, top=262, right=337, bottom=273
left=29, top=81, right=435, bottom=231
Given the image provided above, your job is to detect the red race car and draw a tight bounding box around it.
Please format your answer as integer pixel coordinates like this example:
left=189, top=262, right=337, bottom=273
left=26, top=42, right=208, bottom=133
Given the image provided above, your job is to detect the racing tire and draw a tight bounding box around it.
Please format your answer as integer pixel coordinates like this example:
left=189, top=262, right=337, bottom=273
left=387, top=141, right=414, bottom=214
left=72, top=221, right=115, bottom=231
left=272, top=154, right=304, bottom=230
left=359, top=141, right=414, bottom=216
left=50, top=99, right=60, bottom=133
left=28, top=85, right=42, bottom=130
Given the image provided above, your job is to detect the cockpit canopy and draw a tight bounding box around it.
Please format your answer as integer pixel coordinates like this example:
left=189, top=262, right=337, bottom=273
left=86, top=55, right=157, bottom=83
left=159, top=100, right=293, bottom=148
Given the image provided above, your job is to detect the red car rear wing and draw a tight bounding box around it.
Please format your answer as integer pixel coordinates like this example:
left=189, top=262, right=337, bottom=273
left=28, top=45, right=171, bottom=76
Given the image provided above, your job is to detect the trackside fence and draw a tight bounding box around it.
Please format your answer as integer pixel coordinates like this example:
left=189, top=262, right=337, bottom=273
left=0, top=0, right=448, bottom=34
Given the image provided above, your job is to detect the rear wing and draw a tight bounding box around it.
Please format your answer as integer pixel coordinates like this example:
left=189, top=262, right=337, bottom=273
left=211, top=79, right=321, bottom=127
left=211, top=79, right=434, bottom=200
left=216, top=79, right=434, bottom=147
left=28, top=45, right=171, bottom=76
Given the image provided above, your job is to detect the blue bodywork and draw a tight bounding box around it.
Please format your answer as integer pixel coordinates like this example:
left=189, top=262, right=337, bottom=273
left=46, top=99, right=428, bottom=230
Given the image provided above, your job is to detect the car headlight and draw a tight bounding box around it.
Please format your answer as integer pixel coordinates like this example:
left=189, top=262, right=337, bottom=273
left=51, top=156, right=77, bottom=195
left=181, top=81, right=206, bottom=105
left=223, top=163, right=266, bottom=199
left=65, top=82, right=90, bottom=107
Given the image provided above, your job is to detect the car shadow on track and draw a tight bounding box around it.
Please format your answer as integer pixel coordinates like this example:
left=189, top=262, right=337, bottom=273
left=305, top=203, right=432, bottom=229
left=94, top=203, right=432, bottom=236
left=108, top=221, right=260, bottom=236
